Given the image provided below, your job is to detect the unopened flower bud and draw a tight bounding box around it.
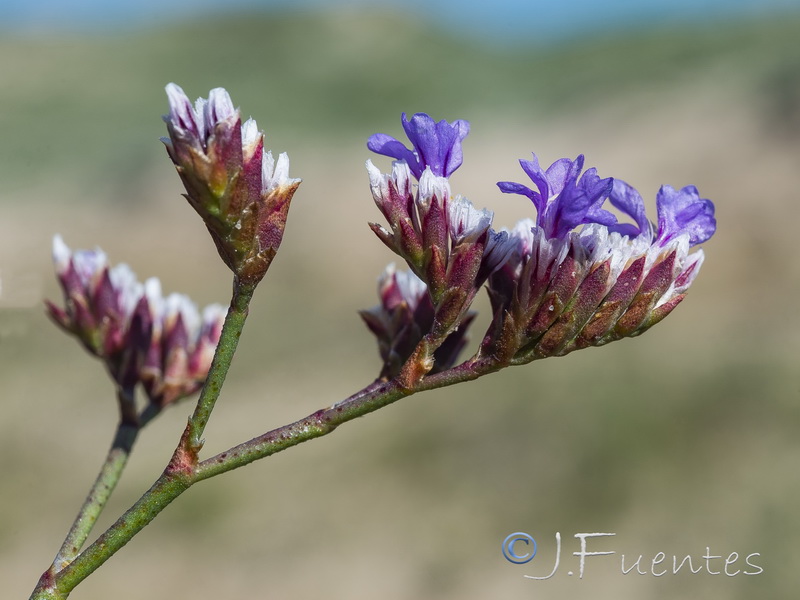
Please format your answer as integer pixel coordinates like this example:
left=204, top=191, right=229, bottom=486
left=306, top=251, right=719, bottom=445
left=163, top=83, right=300, bottom=285
left=47, top=236, right=226, bottom=414
left=136, top=281, right=226, bottom=408
left=360, top=264, right=475, bottom=378
left=47, top=235, right=142, bottom=368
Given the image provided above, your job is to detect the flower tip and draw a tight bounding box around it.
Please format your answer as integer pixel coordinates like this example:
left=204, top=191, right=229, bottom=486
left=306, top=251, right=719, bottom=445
left=365, top=159, right=383, bottom=184
left=206, top=87, right=236, bottom=122
left=165, top=82, right=187, bottom=101
left=275, top=152, right=301, bottom=185
left=402, top=111, right=431, bottom=125
left=241, top=118, right=261, bottom=149
left=52, top=234, right=71, bottom=271
left=164, top=83, right=192, bottom=116
left=260, top=151, right=300, bottom=196
left=143, top=277, right=164, bottom=312
left=448, top=196, right=493, bottom=243
left=165, top=292, right=201, bottom=336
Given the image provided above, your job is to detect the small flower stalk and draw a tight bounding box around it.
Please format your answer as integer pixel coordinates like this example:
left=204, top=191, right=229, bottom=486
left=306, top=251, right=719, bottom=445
left=47, top=236, right=226, bottom=418
left=163, top=84, right=301, bottom=285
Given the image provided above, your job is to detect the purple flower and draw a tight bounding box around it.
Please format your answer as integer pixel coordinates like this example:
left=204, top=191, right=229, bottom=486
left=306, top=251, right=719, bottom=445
left=606, top=178, right=651, bottom=239
left=368, top=113, right=470, bottom=179
left=487, top=151, right=717, bottom=361
left=497, top=154, right=616, bottom=240
left=608, top=179, right=716, bottom=247
left=655, top=184, right=716, bottom=246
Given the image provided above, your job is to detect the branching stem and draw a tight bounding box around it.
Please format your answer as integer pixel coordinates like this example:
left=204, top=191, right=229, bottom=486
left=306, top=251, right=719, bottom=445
left=30, top=279, right=506, bottom=600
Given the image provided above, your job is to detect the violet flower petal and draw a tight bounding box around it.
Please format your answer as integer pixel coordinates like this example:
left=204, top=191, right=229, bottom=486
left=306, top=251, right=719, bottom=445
left=367, top=134, right=419, bottom=173
left=656, top=184, right=716, bottom=246
left=500, top=154, right=615, bottom=240
left=608, top=178, right=652, bottom=239
left=367, top=112, right=469, bottom=179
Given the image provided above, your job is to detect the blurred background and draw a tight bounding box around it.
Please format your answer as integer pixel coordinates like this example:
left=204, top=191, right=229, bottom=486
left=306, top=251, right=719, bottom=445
left=1, top=0, right=799, bottom=598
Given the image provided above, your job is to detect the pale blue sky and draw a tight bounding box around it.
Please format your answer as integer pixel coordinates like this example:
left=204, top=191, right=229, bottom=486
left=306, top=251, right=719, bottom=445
left=1, top=0, right=799, bottom=43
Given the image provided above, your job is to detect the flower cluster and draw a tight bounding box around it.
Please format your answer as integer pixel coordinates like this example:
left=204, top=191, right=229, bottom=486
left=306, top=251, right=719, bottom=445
left=163, top=84, right=300, bottom=285
left=363, top=114, right=716, bottom=374
left=359, top=264, right=474, bottom=378
left=489, top=154, right=715, bottom=361
left=365, top=114, right=515, bottom=379
left=47, top=236, right=226, bottom=414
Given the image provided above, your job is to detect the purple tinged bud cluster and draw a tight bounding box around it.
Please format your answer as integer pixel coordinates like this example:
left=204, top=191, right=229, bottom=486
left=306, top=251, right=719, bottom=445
left=134, top=279, right=227, bottom=408
left=47, top=236, right=226, bottom=410
left=163, top=84, right=300, bottom=285
left=359, top=265, right=475, bottom=378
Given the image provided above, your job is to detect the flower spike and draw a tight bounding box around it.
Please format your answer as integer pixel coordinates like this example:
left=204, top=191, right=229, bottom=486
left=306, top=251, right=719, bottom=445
left=365, top=113, right=520, bottom=381
left=365, top=158, right=510, bottom=341
left=489, top=154, right=717, bottom=362
left=163, top=83, right=301, bottom=285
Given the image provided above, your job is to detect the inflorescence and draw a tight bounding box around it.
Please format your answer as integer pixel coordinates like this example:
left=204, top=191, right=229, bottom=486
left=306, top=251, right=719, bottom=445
left=47, top=235, right=226, bottom=417
left=36, top=87, right=717, bottom=600
left=47, top=89, right=716, bottom=416
left=363, top=112, right=716, bottom=375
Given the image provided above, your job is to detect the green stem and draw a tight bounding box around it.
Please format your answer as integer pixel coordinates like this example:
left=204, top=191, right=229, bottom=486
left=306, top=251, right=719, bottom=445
left=32, top=351, right=500, bottom=599
left=30, top=278, right=256, bottom=600
left=195, top=356, right=499, bottom=480
left=186, top=279, right=256, bottom=451
left=50, top=420, right=138, bottom=572
left=43, top=472, right=192, bottom=598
